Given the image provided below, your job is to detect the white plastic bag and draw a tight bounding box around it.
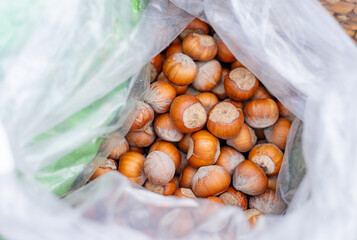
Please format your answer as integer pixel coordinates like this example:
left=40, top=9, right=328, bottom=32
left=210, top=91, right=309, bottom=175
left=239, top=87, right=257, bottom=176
left=1, top=0, right=357, bottom=239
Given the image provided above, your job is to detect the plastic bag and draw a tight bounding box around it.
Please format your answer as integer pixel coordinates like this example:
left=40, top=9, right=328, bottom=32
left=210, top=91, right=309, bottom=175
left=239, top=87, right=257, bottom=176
left=1, top=0, right=357, bottom=239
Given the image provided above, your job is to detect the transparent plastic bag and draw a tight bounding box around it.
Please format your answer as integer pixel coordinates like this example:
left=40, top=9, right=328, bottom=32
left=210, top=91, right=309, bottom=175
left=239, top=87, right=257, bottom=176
left=1, top=0, right=357, bottom=239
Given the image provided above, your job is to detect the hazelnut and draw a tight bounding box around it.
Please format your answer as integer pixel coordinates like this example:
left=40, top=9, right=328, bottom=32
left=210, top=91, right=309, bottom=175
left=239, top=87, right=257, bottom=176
left=145, top=81, right=176, bottom=113
left=207, top=196, right=225, bottom=205
left=158, top=72, right=187, bottom=95
left=154, top=113, right=184, bottom=142
left=267, top=176, right=277, bottom=191
left=232, top=160, right=268, bottom=196
left=118, top=152, right=146, bottom=185
left=192, top=165, right=231, bottom=197
left=244, top=98, right=279, bottom=128
left=170, top=95, right=207, bottom=133
left=165, top=43, right=183, bottom=58
left=207, top=101, right=244, bottom=139
left=227, top=123, right=257, bottom=152
left=89, top=159, right=117, bottom=181
left=277, top=100, right=295, bottom=121
left=149, top=140, right=181, bottom=169
left=245, top=209, right=263, bottom=227
left=215, top=146, right=245, bottom=176
left=248, top=143, right=284, bottom=176
left=151, top=54, right=163, bottom=82
left=224, top=68, right=259, bottom=101
left=144, top=151, right=175, bottom=185
left=178, top=133, right=191, bottom=153
left=144, top=179, right=177, bottom=196
left=179, top=165, right=198, bottom=188
left=182, top=33, right=218, bottom=61
left=196, top=92, right=219, bottom=112
left=128, top=146, right=145, bottom=154
left=108, top=138, right=129, bottom=160
left=187, top=130, right=220, bottom=168
left=213, top=34, right=235, bottom=63
left=264, top=118, right=291, bottom=150
left=212, top=69, right=229, bottom=99
left=224, top=99, right=243, bottom=110
left=163, top=53, right=198, bottom=86
left=174, top=188, right=197, bottom=199
left=130, top=101, right=155, bottom=131
left=231, top=59, right=245, bottom=69
left=192, top=60, right=222, bottom=91
left=219, top=187, right=248, bottom=210
left=126, top=125, right=156, bottom=147
left=180, top=18, right=209, bottom=39
left=251, top=85, right=272, bottom=100
left=249, top=189, right=286, bottom=214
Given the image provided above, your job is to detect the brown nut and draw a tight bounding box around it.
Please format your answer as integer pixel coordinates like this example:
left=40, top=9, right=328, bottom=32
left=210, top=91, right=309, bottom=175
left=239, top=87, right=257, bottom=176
left=212, top=68, right=229, bottom=99
left=227, top=123, right=257, bottom=152
left=214, top=33, right=235, bottom=63
left=231, top=59, right=245, bottom=69
left=207, top=101, right=244, bottom=139
left=224, top=68, right=259, bottom=101
left=192, top=60, right=222, bottom=91
left=219, top=187, right=248, bottom=210
left=276, top=100, right=295, bottom=121
left=187, top=130, right=220, bottom=168
left=244, top=98, right=279, bottom=128
left=145, top=179, right=177, bottom=196
left=267, top=176, right=277, bottom=191
left=89, top=159, right=117, bottom=181
left=163, top=53, right=198, bottom=86
left=154, top=113, right=184, bottom=142
left=196, top=92, right=219, bottom=112
left=165, top=42, right=183, bottom=58
left=144, top=151, right=175, bottom=185
left=215, top=146, right=245, bottom=176
left=207, top=196, right=225, bottom=205
left=180, top=18, right=209, bottom=39
left=130, top=101, right=155, bottom=131
left=192, top=165, right=231, bottom=197
left=224, top=99, right=244, bottom=110
left=179, top=165, right=198, bottom=188
left=174, top=188, right=197, bottom=199
left=249, top=189, right=285, bottom=214
left=128, top=146, right=145, bottom=154
left=178, top=133, right=191, bottom=153
left=245, top=209, right=263, bottom=227
left=250, top=85, right=272, bottom=100
left=182, top=33, right=218, bottom=61
left=248, top=143, right=284, bottom=176
left=126, top=125, right=156, bottom=147
left=108, top=138, right=129, bottom=160
left=145, top=81, right=176, bottom=113
left=149, top=140, right=181, bottom=169
left=118, top=152, right=146, bottom=185
left=232, top=160, right=268, bottom=196
left=158, top=72, right=188, bottom=95
left=170, top=95, right=207, bottom=133
left=151, top=54, right=163, bottom=82
left=264, top=118, right=291, bottom=150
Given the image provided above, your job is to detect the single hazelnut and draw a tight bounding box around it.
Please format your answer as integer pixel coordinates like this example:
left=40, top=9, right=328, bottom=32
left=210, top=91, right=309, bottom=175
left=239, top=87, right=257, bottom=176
left=174, top=188, right=197, bottom=199
left=175, top=151, right=188, bottom=175
left=108, top=138, right=129, bottom=160
left=251, top=85, right=272, bottom=100
left=248, top=143, right=284, bottom=176
left=165, top=43, right=183, bottom=58
left=244, top=98, right=279, bottom=128
left=170, top=95, right=207, bottom=133
left=192, top=60, right=222, bottom=91
left=277, top=100, right=295, bottom=121
left=145, top=81, right=176, bottom=113
left=207, top=101, right=244, bottom=139
left=264, top=118, right=291, bottom=150
left=213, top=34, right=235, bottom=63
left=154, top=113, right=184, bottom=142
left=245, top=209, right=263, bottom=227
left=227, top=123, right=257, bottom=152
left=249, top=189, right=286, bottom=214
left=89, top=159, right=117, bottom=181
left=207, top=196, right=225, bottom=205
left=158, top=72, right=187, bottom=95
left=179, top=165, right=198, bottom=188
left=187, top=130, right=220, bottom=168
left=192, top=165, right=231, bottom=197
left=180, top=18, right=209, bottom=39
left=118, top=152, right=146, bottom=185
left=224, top=68, right=259, bottom=101
left=232, top=160, right=268, bottom=196
left=128, top=146, right=146, bottom=154
left=231, top=59, right=245, bottom=69
left=144, top=179, right=177, bottom=196
left=171, top=36, right=182, bottom=45
left=130, top=101, right=155, bottom=131
left=212, top=69, right=229, bottom=99
left=126, top=125, right=156, bottom=147
left=215, top=146, right=245, bottom=176
left=178, top=133, right=191, bottom=153
left=224, top=99, right=244, bottom=110
left=151, top=54, right=163, bottom=82
left=219, top=187, right=248, bottom=210
left=196, top=92, right=219, bottom=112
left=182, top=33, right=218, bottom=61
left=268, top=176, right=277, bottom=191
left=163, top=53, right=198, bottom=86
left=144, top=151, right=175, bottom=185
left=149, top=140, right=181, bottom=169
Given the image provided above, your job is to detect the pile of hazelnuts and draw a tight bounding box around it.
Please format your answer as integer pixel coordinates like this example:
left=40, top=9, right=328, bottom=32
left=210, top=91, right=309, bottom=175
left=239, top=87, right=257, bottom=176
left=89, top=18, right=294, bottom=227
